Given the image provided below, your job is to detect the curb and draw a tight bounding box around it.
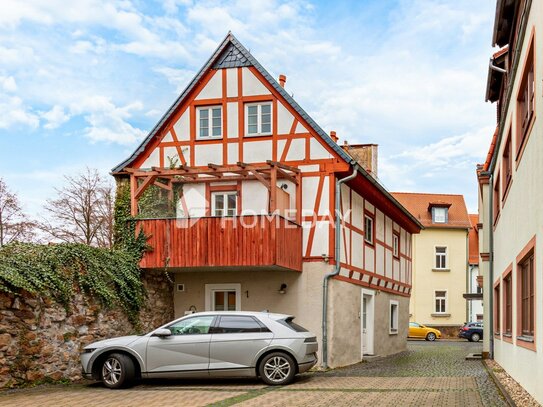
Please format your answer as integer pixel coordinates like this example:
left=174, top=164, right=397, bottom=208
left=482, top=360, right=516, bottom=407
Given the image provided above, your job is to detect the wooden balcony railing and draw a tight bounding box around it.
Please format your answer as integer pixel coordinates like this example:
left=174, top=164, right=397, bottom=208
left=136, top=215, right=302, bottom=272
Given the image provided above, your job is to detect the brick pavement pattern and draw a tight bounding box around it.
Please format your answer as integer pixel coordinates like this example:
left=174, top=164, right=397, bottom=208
left=0, top=341, right=506, bottom=406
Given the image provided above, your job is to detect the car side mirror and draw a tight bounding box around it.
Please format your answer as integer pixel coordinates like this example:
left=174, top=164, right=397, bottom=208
left=153, top=328, right=172, bottom=337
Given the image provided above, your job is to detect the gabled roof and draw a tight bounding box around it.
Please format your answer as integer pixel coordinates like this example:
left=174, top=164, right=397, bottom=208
left=111, top=32, right=422, bottom=232
left=112, top=32, right=352, bottom=174
left=391, top=192, right=471, bottom=229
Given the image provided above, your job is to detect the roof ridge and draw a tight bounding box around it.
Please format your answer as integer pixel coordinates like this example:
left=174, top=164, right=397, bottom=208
left=391, top=192, right=466, bottom=197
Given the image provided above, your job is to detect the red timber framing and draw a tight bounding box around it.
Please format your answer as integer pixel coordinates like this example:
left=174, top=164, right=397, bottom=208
left=124, top=160, right=301, bottom=221
left=113, top=35, right=419, bottom=298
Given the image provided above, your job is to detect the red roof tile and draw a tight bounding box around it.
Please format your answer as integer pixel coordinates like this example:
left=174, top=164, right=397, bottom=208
left=391, top=192, right=471, bottom=229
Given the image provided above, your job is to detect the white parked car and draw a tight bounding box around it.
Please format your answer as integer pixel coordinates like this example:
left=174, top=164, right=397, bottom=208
left=81, top=311, right=318, bottom=388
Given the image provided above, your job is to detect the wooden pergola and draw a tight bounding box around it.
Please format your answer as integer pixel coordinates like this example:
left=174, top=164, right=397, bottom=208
left=124, top=160, right=302, bottom=222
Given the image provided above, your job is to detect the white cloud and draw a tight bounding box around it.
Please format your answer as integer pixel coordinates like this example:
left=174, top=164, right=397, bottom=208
left=0, top=95, right=39, bottom=129
left=70, top=96, right=146, bottom=144
left=0, top=76, right=17, bottom=92
left=154, top=66, right=196, bottom=93
left=41, top=105, right=70, bottom=129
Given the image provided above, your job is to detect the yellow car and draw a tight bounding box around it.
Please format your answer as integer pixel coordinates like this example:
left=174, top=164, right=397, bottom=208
left=408, top=322, right=442, bottom=341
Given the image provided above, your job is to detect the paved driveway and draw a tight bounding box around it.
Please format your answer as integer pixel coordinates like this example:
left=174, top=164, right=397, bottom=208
left=0, top=341, right=506, bottom=407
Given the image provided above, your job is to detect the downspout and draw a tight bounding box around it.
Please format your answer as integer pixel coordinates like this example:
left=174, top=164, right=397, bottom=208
left=322, top=164, right=357, bottom=369
left=488, top=174, right=494, bottom=358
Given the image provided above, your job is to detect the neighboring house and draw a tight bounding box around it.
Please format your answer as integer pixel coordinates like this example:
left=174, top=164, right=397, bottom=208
left=467, top=214, right=483, bottom=323
left=111, top=33, right=422, bottom=368
left=392, top=193, right=470, bottom=335
left=478, top=0, right=542, bottom=402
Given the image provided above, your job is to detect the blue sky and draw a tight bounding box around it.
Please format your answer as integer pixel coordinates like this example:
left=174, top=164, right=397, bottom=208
left=0, top=0, right=497, bottom=217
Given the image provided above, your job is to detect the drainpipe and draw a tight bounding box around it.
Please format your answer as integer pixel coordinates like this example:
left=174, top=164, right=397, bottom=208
left=322, top=164, right=357, bottom=369
left=488, top=174, right=494, bottom=359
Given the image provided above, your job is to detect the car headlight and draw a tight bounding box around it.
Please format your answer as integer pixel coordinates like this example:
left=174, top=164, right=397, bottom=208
left=81, top=348, right=97, bottom=354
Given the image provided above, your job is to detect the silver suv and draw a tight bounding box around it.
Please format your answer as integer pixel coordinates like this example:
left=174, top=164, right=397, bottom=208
left=81, top=311, right=318, bottom=388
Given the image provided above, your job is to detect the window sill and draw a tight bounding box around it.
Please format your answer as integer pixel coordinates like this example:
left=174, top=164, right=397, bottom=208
left=389, top=329, right=398, bottom=335
left=364, top=240, right=374, bottom=247
left=432, top=268, right=450, bottom=272
left=244, top=133, right=272, bottom=138
left=517, top=335, right=534, bottom=343
left=431, top=313, right=451, bottom=317
left=196, top=136, right=223, bottom=141
left=503, top=333, right=512, bottom=338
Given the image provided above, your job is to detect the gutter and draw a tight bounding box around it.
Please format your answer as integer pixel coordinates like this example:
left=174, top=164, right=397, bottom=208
left=321, top=164, right=357, bottom=369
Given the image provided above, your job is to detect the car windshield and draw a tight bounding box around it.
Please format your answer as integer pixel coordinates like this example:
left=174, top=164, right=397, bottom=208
left=277, top=317, right=308, bottom=332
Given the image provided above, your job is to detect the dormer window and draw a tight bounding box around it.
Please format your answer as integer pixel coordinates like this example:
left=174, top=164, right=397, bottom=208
left=432, top=207, right=448, bottom=223
left=428, top=202, right=451, bottom=224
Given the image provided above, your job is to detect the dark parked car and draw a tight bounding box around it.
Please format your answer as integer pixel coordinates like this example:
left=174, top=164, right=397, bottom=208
left=458, top=322, right=483, bottom=342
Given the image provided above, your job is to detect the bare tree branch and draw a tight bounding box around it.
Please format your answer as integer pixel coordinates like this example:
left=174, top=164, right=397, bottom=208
left=0, top=178, right=35, bottom=246
left=40, top=168, right=114, bottom=248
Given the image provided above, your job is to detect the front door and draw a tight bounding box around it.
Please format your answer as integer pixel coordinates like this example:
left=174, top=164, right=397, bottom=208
left=145, top=315, right=215, bottom=375
left=362, top=297, right=368, bottom=354
left=213, top=290, right=236, bottom=311
left=361, top=291, right=374, bottom=356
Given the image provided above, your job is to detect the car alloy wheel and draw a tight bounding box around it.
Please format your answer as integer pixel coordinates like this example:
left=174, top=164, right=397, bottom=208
left=471, top=333, right=481, bottom=342
left=426, top=332, right=436, bottom=341
left=259, top=352, right=296, bottom=385
left=102, top=357, right=122, bottom=386
left=100, top=353, right=135, bottom=389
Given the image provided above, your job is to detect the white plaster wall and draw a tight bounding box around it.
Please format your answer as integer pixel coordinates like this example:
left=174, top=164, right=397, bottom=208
left=241, top=181, right=268, bottom=214
left=243, top=140, right=272, bottom=163
left=195, top=71, right=222, bottom=100
left=351, top=191, right=364, bottom=230
left=163, top=146, right=179, bottom=166
left=302, top=176, right=319, bottom=212
left=277, top=102, right=294, bottom=134
left=140, top=148, right=160, bottom=168
left=309, top=138, right=331, bottom=160
left=376, top=245, right=384, bottom=275
left=241, top=67, right=270, bottom=96
left=311, top=221, right=329, bottom=257
left=295, top=122, right=308, bottom=133
left=182, top=184, right=206, bottom=217
left=173, top=110, right=190, bottom=140
left=365, top=247, right=375, bottom=273
left=194, top=144, right=222, bottom=166
left=226, top=68, right=237, bottom=97
left=227, top=102, right=238, bottom=138
left=227, top=143, right=238, bottom=165
left=285, top=138, right=305, bottom=161
left=376, top=210, right=385, bottom=242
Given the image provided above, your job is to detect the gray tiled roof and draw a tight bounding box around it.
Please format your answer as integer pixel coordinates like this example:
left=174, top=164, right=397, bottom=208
left=213, top=42, right=251, bottom=69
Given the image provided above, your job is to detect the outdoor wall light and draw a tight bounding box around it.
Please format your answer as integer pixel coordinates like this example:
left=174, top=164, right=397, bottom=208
left=278, top=283, right=288, bottom=294
left=280, top=183, right=288, bottom=190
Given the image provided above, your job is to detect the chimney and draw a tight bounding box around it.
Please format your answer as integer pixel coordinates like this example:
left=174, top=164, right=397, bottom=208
left=279, top=74, right=286, bottom=88
left=341, top=144, right=379, bottom=179
left=330, top=131, right=338, bottom=143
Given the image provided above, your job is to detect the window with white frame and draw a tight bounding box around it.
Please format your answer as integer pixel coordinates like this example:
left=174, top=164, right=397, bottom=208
left=245, top=102, right=272, bottom=136
left=211, top=191, right=237, bottom=216
left=389, top=301, right=398, bottom=334
left=432, top=207, right=448, bottom=223
left=393, top=233, right=399, bottom=258
left=197, top=106, right=222, bottom=138
left=364, top=214, right=374, bottom=245
left=434, top=290, right=447, bottom=313
left=435, top=246, right=447, bottom=269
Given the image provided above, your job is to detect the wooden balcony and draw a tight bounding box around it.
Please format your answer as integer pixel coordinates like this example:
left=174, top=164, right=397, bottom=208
left=136, top=215, right=302, bottom=272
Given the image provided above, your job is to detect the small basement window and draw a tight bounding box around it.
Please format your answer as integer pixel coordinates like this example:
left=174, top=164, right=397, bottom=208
left=389, top=300, right=399, bottom=334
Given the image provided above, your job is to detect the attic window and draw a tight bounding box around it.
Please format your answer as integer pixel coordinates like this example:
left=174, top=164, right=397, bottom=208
left=197, top=106, right=222, bottom=139
left=432, top=207, right=448, bottom=224
left=245, top=102, right=272, bottom=136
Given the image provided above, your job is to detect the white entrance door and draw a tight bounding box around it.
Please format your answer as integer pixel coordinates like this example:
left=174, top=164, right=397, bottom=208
left=362, top=296, right=368, bottom=354
left=361, top=290, right=375, bottom=356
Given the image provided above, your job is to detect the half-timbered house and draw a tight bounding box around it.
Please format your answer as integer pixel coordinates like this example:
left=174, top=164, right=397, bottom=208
left=112, top=33, right=422, bottom=368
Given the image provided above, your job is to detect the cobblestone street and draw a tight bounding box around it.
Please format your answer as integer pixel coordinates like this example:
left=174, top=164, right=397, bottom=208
left=0, top=341, right=506, bottom=406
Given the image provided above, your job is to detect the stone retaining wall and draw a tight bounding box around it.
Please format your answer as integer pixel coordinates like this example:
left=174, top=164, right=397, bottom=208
left=0, top=270, right=173, bottom=388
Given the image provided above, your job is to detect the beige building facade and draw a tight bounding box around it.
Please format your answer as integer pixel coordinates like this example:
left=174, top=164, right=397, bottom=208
left=393, top=193, right=470, bottom=333
left=479, top=0, right=543, bottom=402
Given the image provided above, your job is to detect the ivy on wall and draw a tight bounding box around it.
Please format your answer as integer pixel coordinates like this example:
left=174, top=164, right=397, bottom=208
left=0, top=178, right=150, bottom=327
